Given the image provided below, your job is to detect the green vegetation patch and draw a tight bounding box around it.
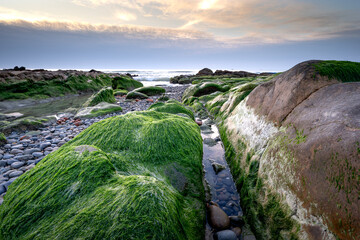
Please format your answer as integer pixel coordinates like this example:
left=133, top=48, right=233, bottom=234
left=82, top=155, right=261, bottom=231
left=134, top=86, right=166, bottom=96
left=0, top=74, right=113, bottom=101
left=114, top=89, right=128, bottom=96
left=83, top=87, right=115, bottom=107
left=148, top=100, right=195, bottom=120
left=314, top=60, right=360, bottom=82
left=0, top=116, right=55, bottom=135
left=75, top=102, right=122, bottom=118
left=0, top=111, right=205, bottom=240
left=112, top=76, right=143, bottom=91
left=126, top=91, right=148, bottom=99
left=0, top=132, right=6, bottom=145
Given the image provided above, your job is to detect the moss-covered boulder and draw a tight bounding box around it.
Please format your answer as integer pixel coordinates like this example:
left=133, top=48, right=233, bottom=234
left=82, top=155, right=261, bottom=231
left=113, top=89, right=128, bottom=96
left=182, top=82, right=229, bottom=103
left=0, top=116, right=56, bottom=135
left=126, top=91, right=148, bottom=99
left=0, top=111, right=205, bottom=240
left=83, top=87, right=115, bottom=107
left=112, top=76, right=143, bottom=91
left=75, top=102, right=122, bottom=118
left=134, top=86, right=166, bottom=96
left=148, top=100, right=194, bottom=120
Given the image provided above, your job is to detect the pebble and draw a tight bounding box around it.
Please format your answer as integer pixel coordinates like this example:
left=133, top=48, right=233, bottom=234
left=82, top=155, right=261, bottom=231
left=208, top=202, right=231, bottom=230
left=14, top=155, right=33, bottom=161
left=0, top=160, right=6, bottom=167
left=40, top=142, right=51, bottom=150
left=4, top=144, right=11, bottom=149
left=32, top=152, right=44, bottom=158
left=0, top=185, right=5, bottom=195
left=11, top=144, right=24, bottom=149
left=0, top=154, right=2, bottom=160
left=9, top=170, right=23, bottom=178
left=24, top=148, right=41, bottom=155
left=11, top=162, right=25, bottom=169
left=232, top=227, right=242, bottom=237
left=7, top=159, right=17, bottom=165
left=10, top=149, right=24, bottom=155
left=3, top=154, right=14, bottom=159
left=214, top=230, right=237, bottom=240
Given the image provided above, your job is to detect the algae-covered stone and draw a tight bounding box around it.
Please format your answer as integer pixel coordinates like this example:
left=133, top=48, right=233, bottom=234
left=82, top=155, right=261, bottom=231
left=0, top=111, right=205, bottom=240
left=112, top=76, right=143, bottom=91
left=134, top=86, right=166, bottom=96
left=183, top=82, right=228, bottom=102
left=113, top=89, right=128, bottom=96
left=148, top=100, right=194, bottom=120
left=75, top=102, right=122, bottom=118
left=83, top=87, right=115, bottom=107
left=126, top=91, right=148, bottom=99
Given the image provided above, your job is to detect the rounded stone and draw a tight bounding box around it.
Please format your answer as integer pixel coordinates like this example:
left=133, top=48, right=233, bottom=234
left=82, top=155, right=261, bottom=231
left=214, top=230, right=237, bottom=240
left=40, top=142, right=52, bottom=150
left=0, top=160, right=7, bottom=167
left=9, top=170, right=23, bottom=178
left=11, top=161, right=25, bottom=169
left=208, top=203, right=231, bottom=230
left=32, top=152, right=44, bottom=158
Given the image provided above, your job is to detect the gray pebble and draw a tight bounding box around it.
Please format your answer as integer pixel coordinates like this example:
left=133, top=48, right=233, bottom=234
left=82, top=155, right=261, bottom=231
left=24, top=148, right=41, bottom=155
left=45, top=135, right=53, bottom=140
left=9, top=171, right=23, bottom=178
left=4, top=144, right=11, bottom=149
left=0, top=150, right=3, bottom=154
left=32, top=152, right=44, bottom=158
left=44, top=151, right=51, bottom=156
left=3, top=177, right=18, bottom=190
left=214, top=230, right=237, bottom=240
left=11, top=161, right=25, bottom=169
left=14, top=155, right=33, bottom=161
left=44, top=147, right=53, bottom=152
left=10, top=149, right=24, bottom=155
left=58, top=141, right=66, bottom=146
left=40, top=142, right=52, bottom=150
left=0, top=154, right=2, bottom=160
left=0, top=160, right=6, bottom=167
left=0, top=185, right=5, bottom=195
left=7, top=159, right=17, bottom=165
left=11, top=144, right=23, bottom=149
left=0, top=167, right=10, bottom=174
left=3, top=154, right=14, bottom=159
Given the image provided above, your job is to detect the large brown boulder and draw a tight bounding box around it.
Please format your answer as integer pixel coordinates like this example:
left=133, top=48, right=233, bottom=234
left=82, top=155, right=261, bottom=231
left=279, top=82, right=360, bottom=239
left=246, top=60, right=339, bottom=125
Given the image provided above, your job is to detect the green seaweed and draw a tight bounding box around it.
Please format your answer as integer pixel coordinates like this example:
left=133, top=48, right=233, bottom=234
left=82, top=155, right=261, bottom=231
left=112, top=76, right=143, bottom=91
left=314, top=60, right=360, bottom=82
left=0, top=75, right=113, bottom=101
left=0, top=111, right=205, bottom=240
left=148, top=100, right=194, bottom=120
left=83, top=87, right=115, bottom=107
left=134, top=86, right=166, bottom=96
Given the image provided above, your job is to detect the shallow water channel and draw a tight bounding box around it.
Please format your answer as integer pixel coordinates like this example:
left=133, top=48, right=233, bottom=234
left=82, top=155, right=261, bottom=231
left=200, top=118, right=256, bottom=240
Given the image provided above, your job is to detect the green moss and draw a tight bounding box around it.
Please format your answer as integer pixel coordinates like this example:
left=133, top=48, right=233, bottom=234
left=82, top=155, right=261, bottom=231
left=148, top=100, right=194, bottom=120
left=314, top=60, right=360, bottom=82
left=114, top=89, right=128, bottom=96
left=134, top=86, right=166, bottom=96
left=0, top=111, right=204, bottom=240
left=0, top=75, right=113, bottom=101
left=126, top=91, right=148, bottom=99
left=112, top=76, right=143, bottom=91
left=0, top=132, right=6, bottom=145
left=0, top=116, right=55, bottom=135
left=83, top=87, right=115, bottom=107
left=193, top=83, right=227, bottom=97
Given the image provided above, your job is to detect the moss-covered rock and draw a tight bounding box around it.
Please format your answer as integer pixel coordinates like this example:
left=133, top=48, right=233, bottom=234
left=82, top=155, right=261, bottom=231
left=126, top=91, right=148, bottom=99
left=148, top=100, right=194, bottom=120
left=134, top=86, right=166, bottom=96
left=112, top=76, right=143, bottom=91
left=0, top=73, right=113, bottom=101
left=83, top=87, right=115, bottom=107
left=0, top=132, right=6, bottom=145
left=183, top=82, right=228, bottom=102
left=0, top=116, right=56, bottom=135
left=113, top=89, right=128, bottom=96
left=75, top=102, right=122, bottom=118
left=0, top=111, right=205, bottom=240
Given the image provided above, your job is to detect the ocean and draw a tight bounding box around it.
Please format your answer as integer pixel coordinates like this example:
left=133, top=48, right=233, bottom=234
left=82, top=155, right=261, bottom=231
left=105, top=69, right=197, bottom=86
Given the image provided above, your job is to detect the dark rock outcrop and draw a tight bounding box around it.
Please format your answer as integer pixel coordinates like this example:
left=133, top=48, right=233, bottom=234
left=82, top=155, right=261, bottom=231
left=196, top=68, right=213, bottom=76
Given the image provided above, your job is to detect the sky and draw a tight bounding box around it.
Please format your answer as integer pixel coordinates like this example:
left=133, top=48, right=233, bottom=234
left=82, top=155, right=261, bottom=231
left=0, top=0, right=359, bottom=72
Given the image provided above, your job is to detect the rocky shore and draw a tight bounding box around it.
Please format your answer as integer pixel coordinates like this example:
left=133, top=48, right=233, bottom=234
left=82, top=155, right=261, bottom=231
left=0, top=84, right=188, bottom=204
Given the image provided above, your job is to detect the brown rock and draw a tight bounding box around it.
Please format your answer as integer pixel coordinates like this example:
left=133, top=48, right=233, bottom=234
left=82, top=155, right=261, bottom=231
left=232, top=227, right=242, bottom=237
left=246, top=60, right=339, bottom=125
left=208, top=203, right=231, bottom=230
